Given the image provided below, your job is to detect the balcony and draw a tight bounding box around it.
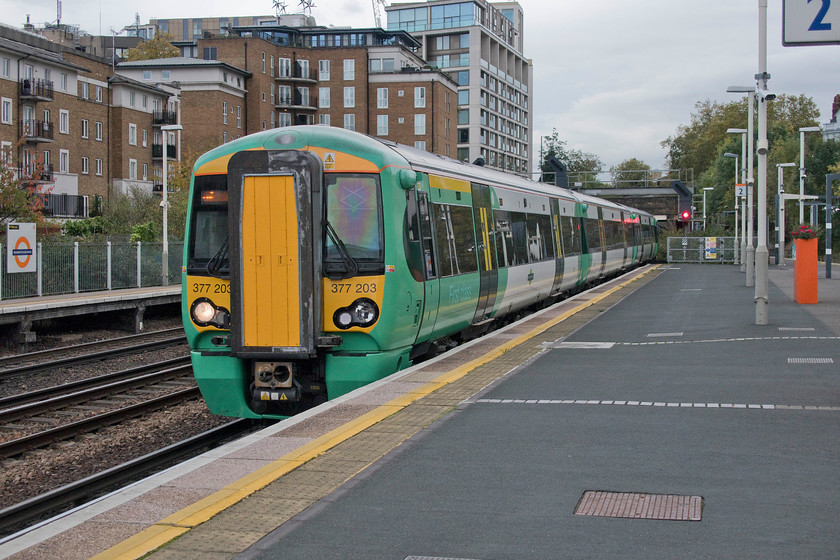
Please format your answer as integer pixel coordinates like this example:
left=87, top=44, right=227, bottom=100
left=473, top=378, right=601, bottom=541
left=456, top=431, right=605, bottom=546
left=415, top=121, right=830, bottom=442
left=152, top=144, right=177, bottom=159
left=21, top=120, right=55, bottom=143
left=41, top=193, right=88, bottom=218
left=19, top=79, right=54, bottom=102
left=276, top=66, right=318, bottom=83
left=19, top=164, right=54, bottom=183
left=275, top=92, right=318, bottom=111
left=153, top=111, right=178, bottom=125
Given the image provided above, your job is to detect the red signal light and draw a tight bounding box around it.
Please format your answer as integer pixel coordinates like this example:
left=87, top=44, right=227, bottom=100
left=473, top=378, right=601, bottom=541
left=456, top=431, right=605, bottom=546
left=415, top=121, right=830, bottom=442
left=680, top=211, right=691, bottom=220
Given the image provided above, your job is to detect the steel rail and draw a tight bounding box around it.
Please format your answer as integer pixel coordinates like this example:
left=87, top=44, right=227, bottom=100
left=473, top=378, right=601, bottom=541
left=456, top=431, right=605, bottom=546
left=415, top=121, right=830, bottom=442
left=0, top=387, right=201, bottom=459
left=0, top=356, right=192, bottom=412
left=0, top=419, right=253, bottom=537
left=0, top=332, right=187, bottom=378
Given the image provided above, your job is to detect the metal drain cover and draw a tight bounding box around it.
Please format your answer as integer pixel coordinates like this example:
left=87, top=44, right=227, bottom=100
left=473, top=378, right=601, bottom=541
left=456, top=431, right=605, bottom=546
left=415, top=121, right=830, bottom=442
left=574, top=491, right=703, bottom=521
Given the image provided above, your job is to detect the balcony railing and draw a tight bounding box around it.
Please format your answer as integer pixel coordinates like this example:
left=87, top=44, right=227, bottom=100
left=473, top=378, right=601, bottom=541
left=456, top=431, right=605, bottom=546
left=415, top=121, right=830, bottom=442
left=275, top=94, right=318, bottom=110
left=152, top=144, right=177, bottom=158
left=19, top=79, right=54, bottom=101
left=19, top=164, right=54, bottom=182
left=20, top=120, right=55, bottom=142
left=153, top=111, right=178, bottom=125
left=41, top=193, right=89, bottom=218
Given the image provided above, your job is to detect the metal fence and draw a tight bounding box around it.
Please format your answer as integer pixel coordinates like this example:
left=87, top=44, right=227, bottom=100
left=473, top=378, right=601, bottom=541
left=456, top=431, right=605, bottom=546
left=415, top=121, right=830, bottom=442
left=666, top=237, right=739, bottom=263
left=0, top=242, right=183, bottom=300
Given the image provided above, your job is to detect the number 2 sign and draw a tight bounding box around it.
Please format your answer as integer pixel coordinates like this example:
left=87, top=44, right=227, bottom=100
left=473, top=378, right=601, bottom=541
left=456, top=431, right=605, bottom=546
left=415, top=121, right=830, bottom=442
left=783, top=0, right=840, bottom=45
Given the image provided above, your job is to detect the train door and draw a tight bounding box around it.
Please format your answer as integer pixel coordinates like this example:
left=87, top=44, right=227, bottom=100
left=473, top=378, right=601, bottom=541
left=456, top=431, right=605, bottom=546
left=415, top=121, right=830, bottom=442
left=549, top=198, right=565, bottom=294
left=226, top=150, right=321, bottom=356
left=471, top=183, right=498, bottom=324
left=414, top=189, right=440, bottom=343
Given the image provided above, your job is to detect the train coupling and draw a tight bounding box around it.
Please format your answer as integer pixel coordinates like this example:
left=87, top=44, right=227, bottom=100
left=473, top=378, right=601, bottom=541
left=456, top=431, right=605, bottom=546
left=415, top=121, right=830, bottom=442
left=252, top=361, right=302, bottom=403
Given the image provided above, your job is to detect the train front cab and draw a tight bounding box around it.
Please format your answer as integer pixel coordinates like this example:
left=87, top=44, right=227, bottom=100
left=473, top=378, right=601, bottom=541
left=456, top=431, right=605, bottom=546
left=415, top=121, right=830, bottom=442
left=184, top=131, right=418, bottom=419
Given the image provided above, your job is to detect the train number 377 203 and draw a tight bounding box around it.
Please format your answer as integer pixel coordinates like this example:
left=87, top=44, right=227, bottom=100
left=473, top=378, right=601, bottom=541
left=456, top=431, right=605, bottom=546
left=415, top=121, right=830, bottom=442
left=192, top=282, right=231, bottom=294
left=330, top=282, right=377, bottom=294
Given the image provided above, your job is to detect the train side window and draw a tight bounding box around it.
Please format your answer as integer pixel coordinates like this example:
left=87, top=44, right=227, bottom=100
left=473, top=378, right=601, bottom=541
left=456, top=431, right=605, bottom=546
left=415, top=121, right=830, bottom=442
left=432, top=202, right=454, bottom=277
left=560, top=216, right=581, bottom=256
left=448, top=205, right=478, bottom=274
left=510, top=211, right=528, bottom=265
left=584, top=218, right=602, bottom=252
left=417, top=191, right=437, bottom=279
left=527, top=214, right=554, bottom=262
left=494, top=211, right=512, bottom=268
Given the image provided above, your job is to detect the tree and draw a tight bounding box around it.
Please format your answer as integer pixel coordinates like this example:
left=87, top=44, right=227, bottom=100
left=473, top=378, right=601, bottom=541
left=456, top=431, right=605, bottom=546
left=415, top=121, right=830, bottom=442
left=610, top=158, right=651, bottom=188
left=539, top=128, right=604, bottom=186
left=0, top=143, right=51, bottom=229
left=124, top=32, right=180, bottom=61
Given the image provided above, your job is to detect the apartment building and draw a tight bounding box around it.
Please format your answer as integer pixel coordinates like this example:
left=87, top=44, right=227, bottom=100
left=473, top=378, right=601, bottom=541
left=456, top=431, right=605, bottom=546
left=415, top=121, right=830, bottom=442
left=0, top=24, right=177, bottom=219
left=385, top=0, right=533, bottom=175
left=138, top=17, right=458, bottom=155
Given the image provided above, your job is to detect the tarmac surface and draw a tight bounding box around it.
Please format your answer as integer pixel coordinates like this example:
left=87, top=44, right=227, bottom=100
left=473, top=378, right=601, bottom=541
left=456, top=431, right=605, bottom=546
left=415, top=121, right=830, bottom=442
left=3, top=262, right=839, bottom=560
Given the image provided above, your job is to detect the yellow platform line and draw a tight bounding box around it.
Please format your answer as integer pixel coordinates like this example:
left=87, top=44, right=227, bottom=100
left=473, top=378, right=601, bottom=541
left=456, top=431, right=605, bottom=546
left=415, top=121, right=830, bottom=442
left=93, top=265, right=659, bottom=560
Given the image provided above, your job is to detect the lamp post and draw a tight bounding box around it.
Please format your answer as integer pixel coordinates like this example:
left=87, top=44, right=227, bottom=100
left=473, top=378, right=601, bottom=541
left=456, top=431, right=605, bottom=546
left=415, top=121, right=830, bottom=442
left=160, top=124, right=182, bottom=286
left=727, top=128, right=748, bottom=268
left=798, top=126, right=821, bottom=224
left=755, top=0, right=771, bottom=325
left=723, top=153, right=739, bottom=259
left=726, top=88, right=756, bottom=287
left=702, top=187, right=715, bottom=230
left=775, top=162, right=796, bottom=265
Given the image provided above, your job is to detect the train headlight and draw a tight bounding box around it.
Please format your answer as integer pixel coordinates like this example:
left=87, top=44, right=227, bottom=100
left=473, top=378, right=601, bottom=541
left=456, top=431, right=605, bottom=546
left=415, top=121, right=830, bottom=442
left=191, top=298, right=230, bottom=328
left=333, top=298, right=379, bottom=330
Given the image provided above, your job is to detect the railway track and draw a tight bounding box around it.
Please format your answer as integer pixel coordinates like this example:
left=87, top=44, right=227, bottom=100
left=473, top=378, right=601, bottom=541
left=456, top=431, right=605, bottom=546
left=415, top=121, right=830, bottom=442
left=0, top=419, right=254, bottom=537
left=0, top=359, right=197, bottom=459
left=0, top=327, right=187, bottom=379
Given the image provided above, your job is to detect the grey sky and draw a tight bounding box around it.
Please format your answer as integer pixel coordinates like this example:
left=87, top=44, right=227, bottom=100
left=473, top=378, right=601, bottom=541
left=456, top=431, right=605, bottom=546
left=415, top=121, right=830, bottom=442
left=3, top=0, right=836, bottom=170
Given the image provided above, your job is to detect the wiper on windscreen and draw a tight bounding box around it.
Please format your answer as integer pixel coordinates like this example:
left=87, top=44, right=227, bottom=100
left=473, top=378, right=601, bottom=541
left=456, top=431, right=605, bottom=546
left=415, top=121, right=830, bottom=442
left=323, top=219, right=359, bottom=280
left=206, top=235, right=229, bottom=278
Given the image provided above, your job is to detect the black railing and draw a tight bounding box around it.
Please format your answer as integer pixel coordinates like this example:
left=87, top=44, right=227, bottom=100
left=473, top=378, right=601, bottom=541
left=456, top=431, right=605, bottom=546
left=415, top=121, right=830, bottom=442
left=153, top=111, right=178, bottom=125
left=276, top=94, right=318, bottom=109
left=20, top=120, right=55, bottom=141
left=19, top=79, right=54, bottom=100
left=152, top=144, right=177, bottom=158
left=19, top=164, right=54, bottom=182
left=41, top=193, right=88, bottom=218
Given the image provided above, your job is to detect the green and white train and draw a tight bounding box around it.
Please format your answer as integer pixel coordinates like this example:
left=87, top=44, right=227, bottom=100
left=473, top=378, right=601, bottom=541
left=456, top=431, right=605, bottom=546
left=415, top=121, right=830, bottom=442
left=182, top=126, right=658, bottom=419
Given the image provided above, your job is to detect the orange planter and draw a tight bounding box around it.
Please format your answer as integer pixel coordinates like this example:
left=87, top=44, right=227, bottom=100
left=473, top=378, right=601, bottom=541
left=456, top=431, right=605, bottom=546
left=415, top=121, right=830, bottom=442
left=793, top=238, right=818, bottom=304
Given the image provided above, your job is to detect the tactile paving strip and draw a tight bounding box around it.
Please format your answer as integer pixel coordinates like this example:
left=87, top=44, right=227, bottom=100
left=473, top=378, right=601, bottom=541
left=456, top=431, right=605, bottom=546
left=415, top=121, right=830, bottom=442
left=574, top=491, right=703, bottom=521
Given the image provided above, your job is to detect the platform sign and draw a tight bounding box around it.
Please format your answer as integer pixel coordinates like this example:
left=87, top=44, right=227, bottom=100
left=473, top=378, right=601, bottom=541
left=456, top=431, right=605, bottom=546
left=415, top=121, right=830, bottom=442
left=6, top=222, right=36, bottom=273
left=783, top=0, right=840, bottom=46
left=736, top=184, right=746, bottom=198
left=705, top=237, right=718, bottom=260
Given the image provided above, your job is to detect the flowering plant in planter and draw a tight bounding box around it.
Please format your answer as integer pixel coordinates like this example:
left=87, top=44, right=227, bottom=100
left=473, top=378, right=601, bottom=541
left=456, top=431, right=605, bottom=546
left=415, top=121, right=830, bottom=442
left=791, top=224, right=819, bottom=240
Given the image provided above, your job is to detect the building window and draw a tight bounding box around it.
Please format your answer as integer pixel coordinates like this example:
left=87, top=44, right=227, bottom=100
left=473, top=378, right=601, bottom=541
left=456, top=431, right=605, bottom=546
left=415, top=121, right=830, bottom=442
left=95, top=158, right=103, bottom=176
left=377, top=88, right=388, bottom=109
left=60, top=73, right=67, bottom=92
left=81, top=119, right=89, bottom=139
left=1, top=58, right=9, bottom=77
left=59, top=110, right=69, bottom=134
left=81, top=156, right=89, bottom=175
left=319, top=87, right=330, bottom=108
left=81, top=82, right=89, bottom=100
left=344, top=114, right=355, bottom=131
left=223, top=101, right=228, bottom=124
left=343, top=87, right=355, bottom=108
left=57, top=149, right=69, bottom=173
left=1, top=141, right=11, bottom=165
left=262, top=52, right=266, bottom=73
left=161, top=70, right=170, bottom=79
left=143, top=163, right=148, bottom=180
left=279, top=58, right=291, bottom=77
left=377, top=115, right=388, bottom=136
left=203, top=47, right=217, bottom=60
left=319, top=114, right=331, bottom=126
left=415, top=141, right=426, bottom=151
left=129, top=159, right=137, bottom=180
left=129, top=123, right=137, bottom=145
left=319, top=60, right=330, bottom=80
left=96, top=121, right=103, bottom=141
left=95, top=86, right=103, bottom=102
left=129, top=92, right=136, bottom=106
left=343, top=59, right=355, bottom=80
left=415, top=87, right=426, bottom=108
left=1, top=98, right=11, bottom=125
left=270, top=55, right=274, bottom=77
left=142, top=129, right=148, bottom=147
left=415, top=114, right=426, bottom=135
left=142, top=95, right=148, bottom=108
left=237, top=106, right=241, bottom=128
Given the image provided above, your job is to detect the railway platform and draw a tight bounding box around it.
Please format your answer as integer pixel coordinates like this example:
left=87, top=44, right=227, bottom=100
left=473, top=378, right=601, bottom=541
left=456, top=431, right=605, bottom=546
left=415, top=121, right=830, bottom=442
left=2, top=263, right=839, bottom=559
left=0, top=286, right=181, bottom=349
